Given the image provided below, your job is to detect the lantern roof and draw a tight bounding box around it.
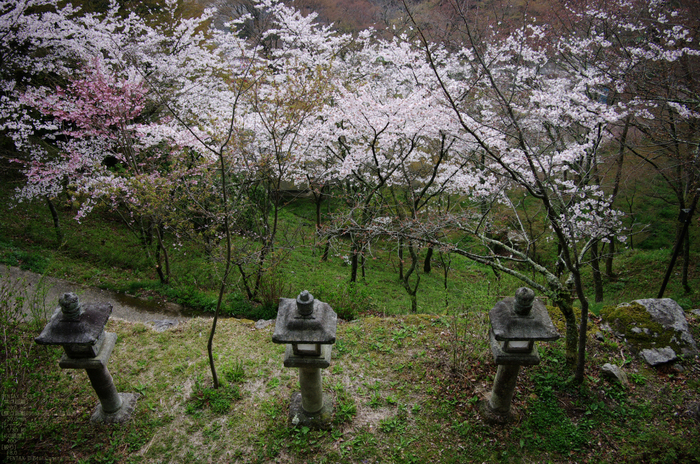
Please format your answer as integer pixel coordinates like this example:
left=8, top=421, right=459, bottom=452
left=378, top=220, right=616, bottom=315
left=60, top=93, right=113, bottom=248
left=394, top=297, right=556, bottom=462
left=272, top=292, right=337, bottom=345
left=36, top=301, right=112, bottom=346
left=489, top=293, right=559, bottom=342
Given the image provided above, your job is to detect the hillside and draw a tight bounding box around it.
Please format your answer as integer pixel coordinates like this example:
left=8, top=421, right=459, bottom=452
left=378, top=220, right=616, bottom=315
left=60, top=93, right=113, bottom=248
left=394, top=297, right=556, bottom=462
left=2, top=296, right=699, bottom=462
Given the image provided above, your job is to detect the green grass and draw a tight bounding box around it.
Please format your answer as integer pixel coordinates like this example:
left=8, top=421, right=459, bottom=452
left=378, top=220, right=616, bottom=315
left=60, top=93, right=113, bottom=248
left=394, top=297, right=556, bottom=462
left=3, top=162, right=698, bottom=320
left=2, top=276, right=699, bottom=463
left=0, top=173, right=527, bottom=318
left=2, top=158, right=700, bottom=461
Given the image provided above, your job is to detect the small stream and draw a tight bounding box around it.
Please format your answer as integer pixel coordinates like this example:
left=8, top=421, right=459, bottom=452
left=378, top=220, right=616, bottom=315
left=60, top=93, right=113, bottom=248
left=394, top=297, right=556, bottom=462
left=0, top=264, right=191, bottom=327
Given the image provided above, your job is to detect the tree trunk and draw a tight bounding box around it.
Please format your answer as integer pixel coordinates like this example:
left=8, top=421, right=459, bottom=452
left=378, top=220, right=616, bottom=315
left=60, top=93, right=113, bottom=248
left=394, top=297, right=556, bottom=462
left=313, top=184, right=324, bottom=256
left=398, top=238, right=404, bottom=280
left=606, top=116, right=630, bottom=279
left=350, top=243, right=358, bottom=283
left=573, top=270, right=590, bottom=383
left=439, top=251, right=451, bottom=307
left=45, top=196, right=63, bottom=244
left=682, top=225, right=691, bottom=293
left=322, top=238, right=330, bottom=262
left=154, top=225, right=170, bottom=285
left=605, top=239, right=615, bottom=279
left=423, top=246, right=433, bottom=273
left=659, top=193, right=698, bottom=298
left=556, top=243, right=564, bottom=278
left=237, top=263, right=254, bottom=300
left=590, top=241, right=604, bottom=303
left=252, top=242, right=270, bottom=300
left=554, top=295, right=578, bottom=368
left=401, top=243, right=420, bottom=313
left=321, top=185, right=331, bottom=261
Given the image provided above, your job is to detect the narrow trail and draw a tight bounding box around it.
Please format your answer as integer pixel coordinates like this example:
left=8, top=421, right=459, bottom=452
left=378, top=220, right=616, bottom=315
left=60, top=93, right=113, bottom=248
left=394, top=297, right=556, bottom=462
left=0, top=264, right=188, bottom=327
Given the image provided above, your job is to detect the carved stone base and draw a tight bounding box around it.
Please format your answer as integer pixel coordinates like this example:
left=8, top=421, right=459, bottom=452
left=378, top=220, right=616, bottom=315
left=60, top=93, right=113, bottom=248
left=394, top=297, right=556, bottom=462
left=477, top=399, right=512, bottom=424
left=288, top=392, right=333, bottom=430
left=91, top=393, right=140, bottom=424
left=477, top=398, right=523, bottom=425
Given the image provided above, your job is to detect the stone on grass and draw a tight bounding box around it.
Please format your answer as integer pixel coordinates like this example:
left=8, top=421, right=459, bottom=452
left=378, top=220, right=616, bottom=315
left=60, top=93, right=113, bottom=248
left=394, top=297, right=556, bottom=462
left=639, top=347, right=677, bottom=366
left=150, top=319, right=178, bottom=332
left=600, top=298, right=697, bottom=367
left=634, top=298, right=698, bottom=355
left=255, top=319, right=274, bottom=330
left=685, top=403, right=700, bottom=422
left=600, top=363, right=629, bottom=387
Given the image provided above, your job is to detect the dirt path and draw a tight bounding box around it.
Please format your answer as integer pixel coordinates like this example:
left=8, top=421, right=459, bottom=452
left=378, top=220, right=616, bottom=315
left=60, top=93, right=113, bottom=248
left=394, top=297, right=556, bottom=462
left=0, top=264, right=188, bottom=326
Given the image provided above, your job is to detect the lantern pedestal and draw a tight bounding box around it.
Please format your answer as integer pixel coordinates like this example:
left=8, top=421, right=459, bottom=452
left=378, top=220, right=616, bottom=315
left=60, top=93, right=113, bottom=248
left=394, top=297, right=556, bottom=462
left=284, top=345, right=333, bottom=427
left=478, top=288, right=559, bottom=424
left=273, top=291, right=337, bottom=430
left=35, top=293, right=138, bottom=424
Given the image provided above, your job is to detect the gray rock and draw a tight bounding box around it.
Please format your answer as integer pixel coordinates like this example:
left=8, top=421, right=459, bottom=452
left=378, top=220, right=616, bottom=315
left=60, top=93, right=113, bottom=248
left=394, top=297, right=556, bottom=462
left=255, top=319, right=274, bottom=330
left=600, top=363, right=629, bottom=387
left=639, top=346, right=677, bottom=366
left=150, top=319, right=178, bottom=332
left=691, top=309, right=700, bottom=317
left=670, top=363, right=685, bottom=373
left=634, top=298, right=698, bottom=355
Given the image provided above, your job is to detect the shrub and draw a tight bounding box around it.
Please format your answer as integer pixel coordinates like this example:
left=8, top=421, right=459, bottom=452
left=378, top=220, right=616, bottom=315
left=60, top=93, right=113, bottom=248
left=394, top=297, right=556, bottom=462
left=223, top=292, right=277, bottom=320
left=314, top=281, right=375, bottom=320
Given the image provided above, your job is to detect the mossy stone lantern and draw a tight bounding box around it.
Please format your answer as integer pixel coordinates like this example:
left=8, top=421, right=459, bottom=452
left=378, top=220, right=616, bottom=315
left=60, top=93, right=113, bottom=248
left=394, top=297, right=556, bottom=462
left=479, top=287, right=559, bottom=423
left=35, top=293, right=138, bottom=424
left=272, top=291, right=337, bottom=429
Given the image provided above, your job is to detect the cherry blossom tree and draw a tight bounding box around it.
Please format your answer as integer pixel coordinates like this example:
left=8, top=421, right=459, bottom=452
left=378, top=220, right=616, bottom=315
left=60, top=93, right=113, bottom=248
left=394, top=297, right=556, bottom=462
left=1, top=0, right=239, bottom=386
left=311, top=31, right=467, bottom=306
left=550, top=0, right=700, bottom=299
left=3, top=0, right=228, bottom=284
left=136, top=0, right=350, bottom=385
left=581, top=0, right=698, bottom=295
left=397, top=2, right=631, bottom=378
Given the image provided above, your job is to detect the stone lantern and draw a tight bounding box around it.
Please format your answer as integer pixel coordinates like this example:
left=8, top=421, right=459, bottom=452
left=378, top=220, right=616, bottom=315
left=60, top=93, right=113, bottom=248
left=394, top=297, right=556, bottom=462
left=272, top=290, right=337, bottom=429
left=35, top=293, right=138, bottom=424
left=479, top=287, right=559, bottom=423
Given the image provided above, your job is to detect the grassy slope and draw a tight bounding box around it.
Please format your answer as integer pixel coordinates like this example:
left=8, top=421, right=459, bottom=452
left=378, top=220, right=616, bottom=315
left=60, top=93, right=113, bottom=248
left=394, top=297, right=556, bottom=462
left=1, top=164, right=700, bottom=463
left=2, top=308, right=699, bottom=463
left=0, top=172, right=529, bottom=318
left=2, top=170, right=699, bottom=317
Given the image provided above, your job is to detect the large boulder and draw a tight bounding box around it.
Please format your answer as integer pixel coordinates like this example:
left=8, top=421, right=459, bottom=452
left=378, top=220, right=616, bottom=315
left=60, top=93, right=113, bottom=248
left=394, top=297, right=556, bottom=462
left=600, top=298, right=698, bottom=366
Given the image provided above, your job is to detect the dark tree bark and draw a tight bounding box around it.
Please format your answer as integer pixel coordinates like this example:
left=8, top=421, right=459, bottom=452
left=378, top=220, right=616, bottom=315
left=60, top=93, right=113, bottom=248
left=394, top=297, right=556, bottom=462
left=423, top=246, right=433, bottom=273
left=590, top=241, right=604, bottom=303
left=401, top=243, right=420, bottom=313
left=45, top=196, right=63, bottom=244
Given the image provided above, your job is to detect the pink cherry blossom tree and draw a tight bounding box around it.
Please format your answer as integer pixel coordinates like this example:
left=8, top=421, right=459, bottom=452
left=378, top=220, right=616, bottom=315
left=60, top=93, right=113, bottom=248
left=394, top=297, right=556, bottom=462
left=4, top=0, right=246, bottom=281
